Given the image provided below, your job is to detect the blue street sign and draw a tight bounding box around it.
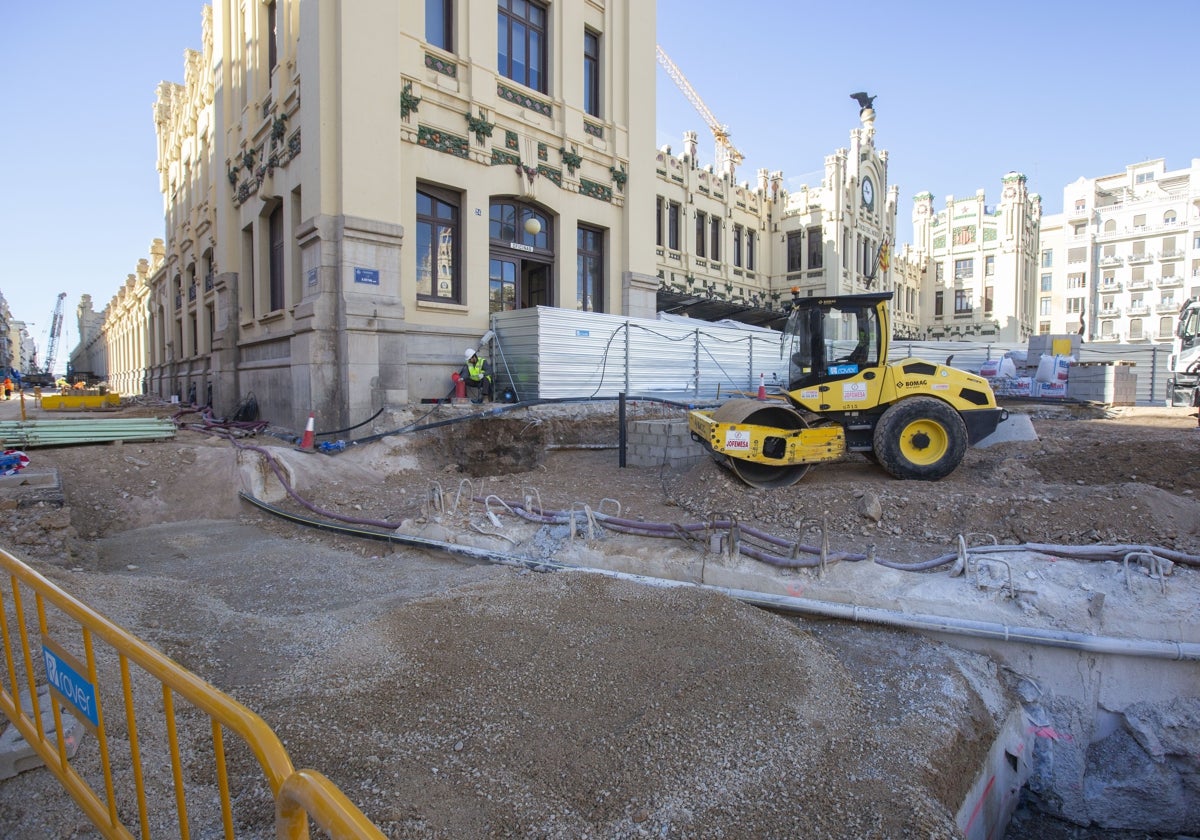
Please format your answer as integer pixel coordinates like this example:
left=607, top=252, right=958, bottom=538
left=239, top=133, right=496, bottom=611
left=42, top=645, right=99, bottom=728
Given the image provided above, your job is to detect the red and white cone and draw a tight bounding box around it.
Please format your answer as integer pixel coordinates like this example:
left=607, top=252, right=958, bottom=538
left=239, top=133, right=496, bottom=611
left=757, top=373, right=767, bottom=401
left=297, top=412, right=316, bottom=451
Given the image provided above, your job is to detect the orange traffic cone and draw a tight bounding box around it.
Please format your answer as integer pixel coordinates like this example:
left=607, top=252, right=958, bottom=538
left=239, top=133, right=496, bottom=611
left=757, top=373, right=767, bottom=401
left=297, top=412, right=316, bottom=451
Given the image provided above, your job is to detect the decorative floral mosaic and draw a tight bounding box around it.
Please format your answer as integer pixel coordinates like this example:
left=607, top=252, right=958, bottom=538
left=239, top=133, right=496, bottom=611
left=497, top=83, right=552, bottom=117
left=579, top=178, right=612, bottom=202
left=584, top=121, right=603, bottom=139
left=952, top=225, right=976, bottom=245
left=491, top=149, right=521, bottom=167
left=424, top=52, right=457, bottom=78
left=933, top=235, right=946, bottom=249
left=505, top=131, right=519, bottom=150
left=537, top=165, right=562, bottom=187
left=417, top=125, right=469, bottom=158
left=538, top=143, right=548, bottom=162
left=983, top=227, right=997, bottom=242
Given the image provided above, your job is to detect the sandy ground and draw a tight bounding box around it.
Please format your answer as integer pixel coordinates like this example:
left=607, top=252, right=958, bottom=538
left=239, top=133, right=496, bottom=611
left=0, top=395, right=1197, bottom=838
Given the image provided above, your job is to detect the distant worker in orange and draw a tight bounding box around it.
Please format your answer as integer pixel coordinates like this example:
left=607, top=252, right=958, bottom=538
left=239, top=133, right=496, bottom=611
left=73, top=380, right=86, bottom=390
left=2, top=376, right=11, bottom=400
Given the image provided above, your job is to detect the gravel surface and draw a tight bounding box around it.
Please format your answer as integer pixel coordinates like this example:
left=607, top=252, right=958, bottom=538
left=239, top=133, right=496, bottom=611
left=0, top=397, right=1197, bottom=838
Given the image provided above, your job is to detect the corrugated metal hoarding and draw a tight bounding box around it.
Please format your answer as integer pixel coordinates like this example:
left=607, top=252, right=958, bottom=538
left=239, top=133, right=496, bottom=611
left=491, top=307, right=1173, bottom=406
left=490, top=307, right=786, bottom=401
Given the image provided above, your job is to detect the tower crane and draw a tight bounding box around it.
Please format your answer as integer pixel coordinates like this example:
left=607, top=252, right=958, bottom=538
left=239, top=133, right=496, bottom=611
left=42, top=292, right=67, bottom=377
left=655, top=44, right=744, bottom=179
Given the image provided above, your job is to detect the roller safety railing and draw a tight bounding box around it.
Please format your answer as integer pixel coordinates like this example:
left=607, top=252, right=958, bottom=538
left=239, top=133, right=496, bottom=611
left=0, top=546, right=386, bottom=840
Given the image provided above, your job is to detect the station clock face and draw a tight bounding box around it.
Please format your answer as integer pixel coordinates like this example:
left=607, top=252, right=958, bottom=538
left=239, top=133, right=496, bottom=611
left=861, top=176, right=875, bottom=211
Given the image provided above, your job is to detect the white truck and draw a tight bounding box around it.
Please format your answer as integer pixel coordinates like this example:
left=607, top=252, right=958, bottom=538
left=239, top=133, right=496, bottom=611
left=1167, top=297, right=1199, bottom=414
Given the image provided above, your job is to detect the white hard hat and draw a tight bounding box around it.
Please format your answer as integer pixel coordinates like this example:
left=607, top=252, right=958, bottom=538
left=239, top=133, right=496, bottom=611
left=464, top=348, right=476, bottom=361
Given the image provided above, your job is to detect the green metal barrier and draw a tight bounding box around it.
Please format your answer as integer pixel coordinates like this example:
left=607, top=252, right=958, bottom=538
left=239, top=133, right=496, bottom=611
left=0, top=547, right=386, bottom=839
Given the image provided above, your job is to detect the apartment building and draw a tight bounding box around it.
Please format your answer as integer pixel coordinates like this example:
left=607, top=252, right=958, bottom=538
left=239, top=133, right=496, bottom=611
left=1038, top=158, right=1200, bottom=342
left=125, top=0, right=653, bottom=429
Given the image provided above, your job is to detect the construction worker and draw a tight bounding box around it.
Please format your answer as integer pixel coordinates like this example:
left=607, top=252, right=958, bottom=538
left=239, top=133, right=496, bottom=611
left=2, top=376, right=11, bottom=400
left=459, top=348, right=493, bottom=404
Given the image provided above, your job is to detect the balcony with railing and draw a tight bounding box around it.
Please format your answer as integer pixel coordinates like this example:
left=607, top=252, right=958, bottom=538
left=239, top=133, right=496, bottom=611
left=1098, top=307, right=1122, bottom=318
left=1127, top=251, right=1155, bottom=265
left=1126, top=303, right=1150, bottom=316
left=1156, top=302, right=1181, bottom=314
left=1098, top=255, right=1123, bottom=267
left=1157, top=275, right=1183, bottom=288
left=1159, top=248, right=1184, bottom=261
left=1098, top=280, right=1124, bottom=293
left=1127, top=277, right=1152, bottom=291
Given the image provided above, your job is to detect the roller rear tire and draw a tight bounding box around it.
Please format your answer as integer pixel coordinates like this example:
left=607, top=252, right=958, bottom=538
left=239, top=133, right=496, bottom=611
left=873, top=397, right=967, bottom=480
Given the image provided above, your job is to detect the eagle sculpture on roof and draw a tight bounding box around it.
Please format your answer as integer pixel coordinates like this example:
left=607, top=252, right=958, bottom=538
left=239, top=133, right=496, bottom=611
left=850, top=92, right=877, bottom=113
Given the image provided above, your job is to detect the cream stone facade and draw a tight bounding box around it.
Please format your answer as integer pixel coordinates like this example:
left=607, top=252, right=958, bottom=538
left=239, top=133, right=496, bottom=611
left=902, top=174, right=1041, bottom=344
left=653, top=108, right=903, bottom=342
left=1038, top=158, right=1200, bottom=343
left=130, top=0, right=656, bottom=430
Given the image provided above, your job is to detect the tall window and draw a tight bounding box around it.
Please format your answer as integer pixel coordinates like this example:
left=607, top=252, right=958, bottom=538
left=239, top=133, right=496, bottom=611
left=1040, top=274, right=1052, bottom=291
left=984, top=285, right=994, bottom=313
left=934, top=291, right=944, bottom=317
left=954, top=258, right=973, bottom=279
left=954, top=289, right=972, bottom=314
left=583, top=29, right=600, bottom=117
left=268, top=204, right=285, bottom=311
left=1039, top=297, right=1051, bottom=315
left=427, top=0, right=452, bottom=50
left=695, top=211, right=707, bottom=257
left=577, top=226, right=604, bottom=312
left=786, top=231, right=803, bottom=272
left=1041, top=249, right=1053, bottom=268
left=985, top=255, right=995, bottom=276
left=416, top=186, right=461, bottom=302
left=711, top=218, right=722, bottom=262
left=747, top=230, right=756, bottom=271
left=266, top=1, right=278, bottom=77
left=655, top=197, right=663, bottom=247
left=732, top=225, right=743, bottom=267
left=667, top=201, right=680, bottom=251
left=806, top=227, right=821, bottom=269
left=936, top=263, right=944, bottom=282
left=498, top=0, right=547, bottom=92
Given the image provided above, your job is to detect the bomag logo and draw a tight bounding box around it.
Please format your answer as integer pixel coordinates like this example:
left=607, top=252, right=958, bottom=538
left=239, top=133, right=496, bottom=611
left=895, top=379, right=928, bottom=390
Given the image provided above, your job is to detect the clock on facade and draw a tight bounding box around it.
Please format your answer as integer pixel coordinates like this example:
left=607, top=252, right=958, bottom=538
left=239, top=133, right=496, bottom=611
left=861, top=176, right=874, bottom=211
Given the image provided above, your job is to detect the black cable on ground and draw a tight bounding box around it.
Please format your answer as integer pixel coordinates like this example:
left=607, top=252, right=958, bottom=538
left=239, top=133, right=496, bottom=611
left=315, top=405, right=385, bottom=437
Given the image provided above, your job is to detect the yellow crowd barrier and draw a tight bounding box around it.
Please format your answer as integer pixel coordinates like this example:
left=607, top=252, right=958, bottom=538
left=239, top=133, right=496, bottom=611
left=0, top=547, right=386, bottom=839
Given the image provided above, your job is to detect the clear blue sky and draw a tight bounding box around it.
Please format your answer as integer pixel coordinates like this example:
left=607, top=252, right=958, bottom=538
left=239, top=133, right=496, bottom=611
left=2, top=1, right=1197, bottom=369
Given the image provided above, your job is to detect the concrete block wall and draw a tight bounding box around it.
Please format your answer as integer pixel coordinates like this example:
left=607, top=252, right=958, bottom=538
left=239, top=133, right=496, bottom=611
left=627, top=419, right=708, bottom=469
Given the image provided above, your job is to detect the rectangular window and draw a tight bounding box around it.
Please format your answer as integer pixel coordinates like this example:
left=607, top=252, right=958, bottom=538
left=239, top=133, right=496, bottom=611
left=711, top=218, right=722, bottom=263
left=583, top=29, right=600, bottom=117
left=985, top=255, right=995, bottom=276
left=936, top=263, right=944, bottom=282
left=1039, top=322, right=1051, bottom=335
left=1135, top=172, right=1154, bottom=184
left=954, top=288, right=973, bottom=314
left=655, top=197, right=663, bottom=247
left=1039, top=297, right=1051, bottom=316
left=427, top=0, right=452, bottom=50
left=268, top=204, right=285, bottom=311
left=984, top=285, right=994, bottom=313
left=1068, top=246, right=1087, bottom=264
left=695, top=211, right=706, bottom=258
left=747, top=230, right=756, bottom=271
left=266, top=0, right=278, bottom=77
left=577, top=225, right=604, bottom=312
left=1041, top=249, right=1053, bottom=268
left=416, top=185, right=461, bottom=302
left=1129, top=319, right=1143, bottom=339
left=733, top=225, right=743, bottom=267
left=954, top=257, right=973, bottom=279
left=934, top=291, right=944, bottom=317
left=1133, top=214, right=1146, bottom=229
left=806, top=227, right=821, bottom=269
left=498, top=0, right=547, bottom=92
left=1068, top=274, right=1086, bottom=289
left=1067, top=298, right=1083, bottom=314
left=667, top=202, right=680, bottom=251
left=1040, top=274, right=1052, bottom=291
left=786, top=231, right=803, bottom=272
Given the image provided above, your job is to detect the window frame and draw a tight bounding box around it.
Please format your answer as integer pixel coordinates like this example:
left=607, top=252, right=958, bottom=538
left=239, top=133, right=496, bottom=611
left=268, top=203, right=285, bottom=312
left=695, top=211, right=706, bottom=258
left=416, top=184, right=463, bottom=303
left=583, top=28, right=600, bottom=118
left=576, top=224, right=604, bottom=312
left=667, top=201, right=681, bottom=251
left=498, top=0, right=548, bottom=93
left=426, top=0, right=453, bottom=51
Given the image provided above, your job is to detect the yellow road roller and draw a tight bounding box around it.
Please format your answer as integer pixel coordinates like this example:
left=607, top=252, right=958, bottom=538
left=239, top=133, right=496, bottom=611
left=688, top=292, right=1005, bottom=488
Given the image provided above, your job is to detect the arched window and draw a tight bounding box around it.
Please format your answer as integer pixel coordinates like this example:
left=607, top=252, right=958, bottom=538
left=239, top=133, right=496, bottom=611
left=1159, top=316, right=1173, bottom=339
left=489, top=200, right=550, bottom=250
left=1103, top=219, right=1117, bottom=233
left=1164, top=210, right=1177, bottom=224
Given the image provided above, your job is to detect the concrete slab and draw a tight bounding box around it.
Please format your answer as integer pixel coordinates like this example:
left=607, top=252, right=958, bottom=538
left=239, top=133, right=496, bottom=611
left=974, top=412, right=1037, bottom=448
left=0, top=468, right=64, bottom=507
left=0, top=685, right=84, bottom=780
